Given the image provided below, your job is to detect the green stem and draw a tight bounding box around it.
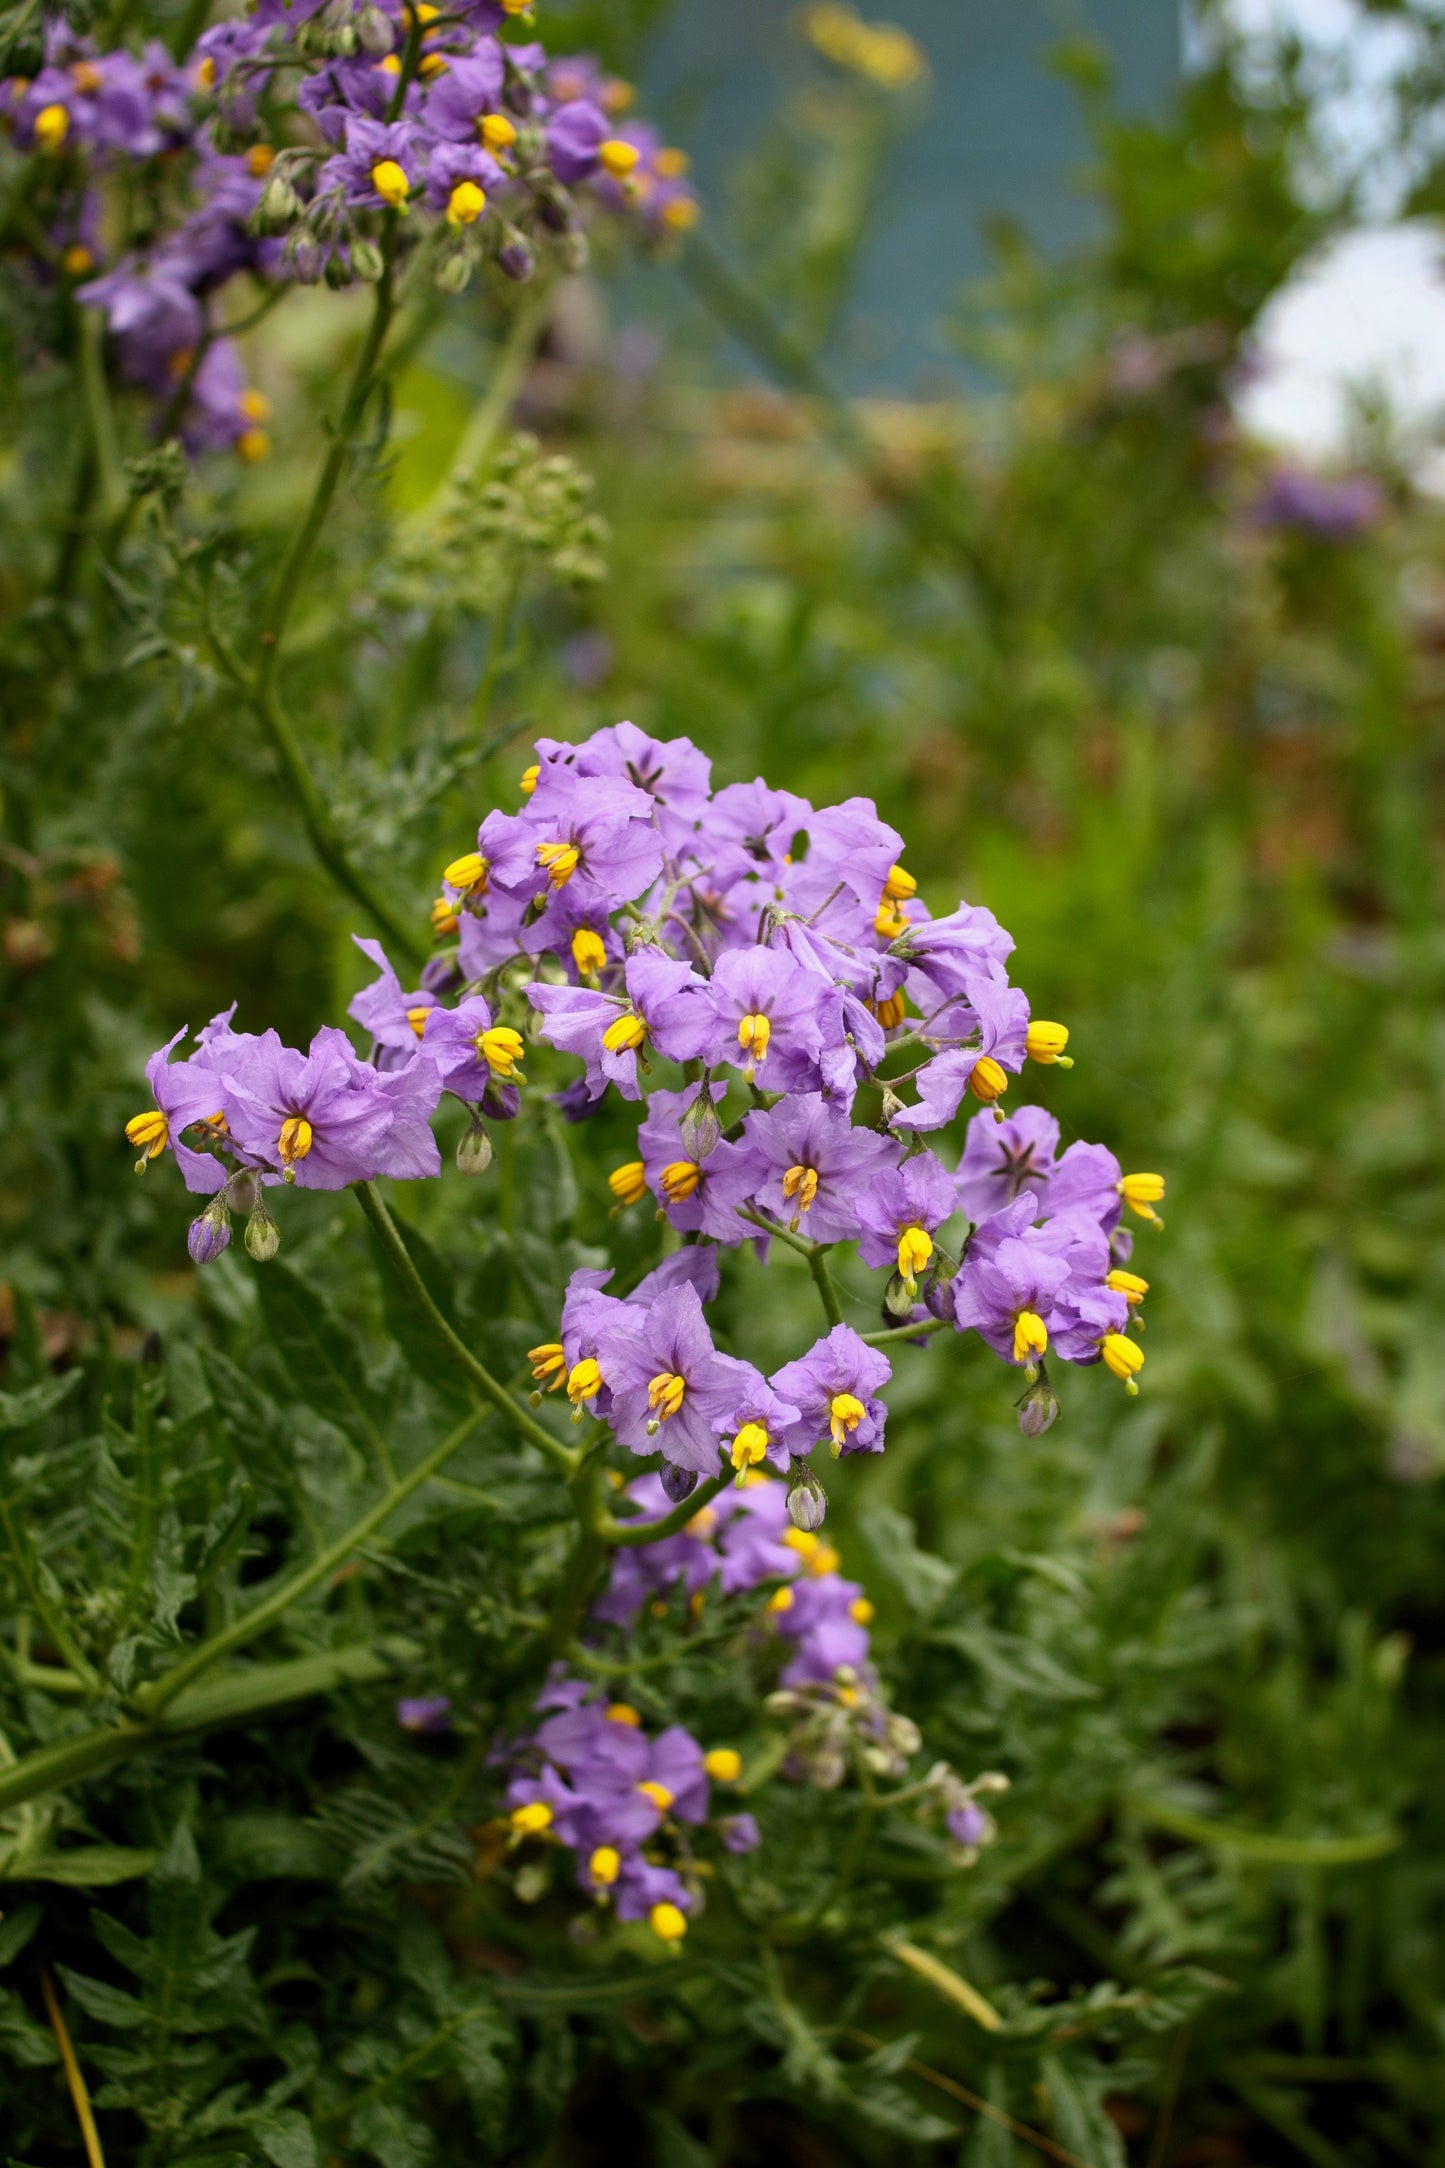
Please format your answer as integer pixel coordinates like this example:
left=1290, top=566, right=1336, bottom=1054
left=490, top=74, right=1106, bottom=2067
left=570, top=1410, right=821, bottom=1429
left=603, top=1470, right=730, bottom=1549
left=353, top=1181, right=577, bottom=1474
left=859, top=1319, right=939, bottom=1348
left=78, top=305, right=123, bottom=527
left=1129, top=1795, right=1401, bottom=1866
left=807, top=1247, right=845, bottom=1330
left=0, top=1493, right=102, bottom=1694
left=470, top=569, right=521, bottom=732
left=736, top=1206, right=815, bottom=1259
left=547, top=1450, right=610, bottom=1656
left=0, top=1638, right=423, bottom=1817
left=139, top=1408, right=481, bottom=1719
left=403, top=282, right=553, bottom=538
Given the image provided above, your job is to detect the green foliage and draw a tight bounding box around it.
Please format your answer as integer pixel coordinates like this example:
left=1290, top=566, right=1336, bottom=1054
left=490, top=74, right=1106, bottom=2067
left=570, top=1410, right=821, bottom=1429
left=4, top=5, right=1445, bottom=2165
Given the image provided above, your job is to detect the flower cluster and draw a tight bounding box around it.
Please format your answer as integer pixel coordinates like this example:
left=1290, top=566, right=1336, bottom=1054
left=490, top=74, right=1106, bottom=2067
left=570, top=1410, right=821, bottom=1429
left=496, top=1468, right=1004, bottom=1941
left=128, top=718, right=1163, bottom=1427
left=4, top=6, right=696, bottom=452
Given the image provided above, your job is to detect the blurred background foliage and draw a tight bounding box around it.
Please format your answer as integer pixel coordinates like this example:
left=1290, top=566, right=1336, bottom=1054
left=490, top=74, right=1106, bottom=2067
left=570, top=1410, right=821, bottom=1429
left=5, top=0, right=1445, bottom=2162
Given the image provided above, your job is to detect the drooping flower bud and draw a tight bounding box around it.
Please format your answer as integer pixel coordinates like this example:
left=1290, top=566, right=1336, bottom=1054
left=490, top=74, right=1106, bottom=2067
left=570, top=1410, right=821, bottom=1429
left=350, top=237, right=385, bottom=282
left=256, top=171, right=298, bottom=229
left=786, top=1462, right=828, bottom=1532
left=435, top=247, right=472, bottom=295
left=356, top=2, right=395, bottom=54
left=659, top=1463, right=698, bottom=1505
left=188, top=1196, right=232, bottom=1265
left=244, top=1197, right=281, bottom=1262
left=679, top=1084, right=721, bottom=1163
left=1015, top=1372, right=1060, bottom=1437
left=457, top=1114, right=493, bottom=1175
left=497, top=227, right=535, bottom=282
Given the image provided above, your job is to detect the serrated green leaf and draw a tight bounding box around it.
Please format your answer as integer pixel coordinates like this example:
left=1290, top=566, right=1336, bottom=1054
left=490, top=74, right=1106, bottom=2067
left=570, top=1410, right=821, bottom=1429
left=0, top=1906, right=41, bottom=1968
left=864, top=1506, right=958, bottom=1616
left=7, top=1845, right=157, bottom=1888
left=250, top=2108, right=318, bottom=2168
left=254, top=1257, right=380, bottom=1444
left=0, top=1371, right=82, bottom=1438
left=55, top=1966, right=149, bottom=2029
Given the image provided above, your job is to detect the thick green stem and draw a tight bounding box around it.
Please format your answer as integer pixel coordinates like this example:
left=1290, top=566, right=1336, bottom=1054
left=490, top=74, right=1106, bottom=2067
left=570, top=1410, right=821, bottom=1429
left=353, top=1181, right=577, bottom=1474
left=859, top=1318, right=939, bottom=1348
left=403, top=282, right=553, bottom=537
left=139, top=1408, right=480, bottom=1718
left=547, top=1451, right=610, bottom=1655
left=603, top=1470, right=730, bottom=1549
left=807, top=1247, right=845, bottom=1331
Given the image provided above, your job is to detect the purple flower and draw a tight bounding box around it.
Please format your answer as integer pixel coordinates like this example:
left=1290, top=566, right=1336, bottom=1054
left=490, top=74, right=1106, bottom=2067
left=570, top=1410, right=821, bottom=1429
left=537, top=722, right=713, bottom=854
left=707, top=778, right=813, bottom=889
left=397, top=1695, right=453, bottom=1734
left=855, top=1150, right=959, bottom=1282
left=416, top=993, right=527, bottom=1104
left=317, top=117, right=420, bottom=212
left=599, top=1283, right=741, bottom=1474
left=1045, top=1140, right=1123, bottom=1234
left=348, top=935, right=436, bottom=1055
left=772, top=1325, right=892, bottom=1458
left=949, top=1194, right=1073, bottom=1366
left=481, top=766, right=664, bottom=922
left=719, top=1813, right=761, bottom=1854
left=221, top=1025, right=440, bottom=1187
left=740, top=1093, right=900, bottom=1244
left=707, top=944, right=830, bottom=1088
left=957, top=1105, right=1060, bottom=1223
left=1252, top=463, right=1385, bottom=541
left=637, top=1085, right=759, bottom=1243
left=893, top=902, right=1015, bottom=1002
left=782, top=797, right=903, bottom=924
left=890, top=979, right=1030, bottom=1134
left=527, top=946, right=713, bottom=1102
left=423, top=139, right=504, bottom=217
left=129, top=1026, right=237, bottom=1194
left=422, top=46, right=506, bottom=141
left=777, top=1571, right=872, bottom=1685
left=545, top=97, right=607, bottom=182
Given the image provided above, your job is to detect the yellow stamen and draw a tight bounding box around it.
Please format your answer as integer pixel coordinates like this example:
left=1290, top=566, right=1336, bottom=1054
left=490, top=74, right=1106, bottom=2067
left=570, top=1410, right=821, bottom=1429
left=781, top=1164, right=819, bottom=1211
left=766, top=1586, right=794, bottom=1614
left=650, top=1901, right=688, bottom=1942
left=527, top=1342, right=567, bottom=1390
left=235, top=428, right=271, bottom=464
left=849, top=1596, right=875, bottom=1625
left=375, top=52, right=401, bottom=74
left=654, top=146, right=690, bottom=177
left=829, top=1392, right=865, bottom=1447
left=590, top=1845, right=620, bottom=1885
left=431, top=897, right=460, bottom=936
left=608, top=1160, right=647, bottom=1207
left=875, top=899, right=909, bottom=939
left=405, top=1004, right=431, bottom=1039
left=62, top=243, right=93, bottom=275
left=1012, top=1310, right=1048, bottom=1365
left=1026, top=1020, right=1071, bottom=1066
left=1118, top=1172, right=1166, bottom=1226
left=481, top=112, right=518, bottom=150
left=370, top=157, right=410, bottom=207
left=871, top=989, right=907, bottom=1031
left=1106, top=1268, right=1149, bottom=1306
left=34, top=102, right=69, bottom=152
left=809, top=1544, right=842, bottom=1576
left=520, top=762, right=540, bottom=794
left=647, top=1371, right=686, bottom=1421
left=784, top=1529, right=818, bottom=1557
left=602, top=77, right=635, bottom=113
left=704, top=1747, right=741, bottom=1782
left=730, top=1421, right=770, bottom=1471
left=509, top=1800, right=552, bottom=1834
left=125, top=1110, right=169, bottom=1163
left=499, top=0, right=532, bottom=12
left=660, top=1159, right=701, bottom=1201
left=968, top=1055, right=1008, bottom=1104
left=566, top=1357, right=602, bottom=1406
left=278, top=1114, right=313, bottom=1166
left=884, top=862, right=917, bottom=901
left=598, top=137, right=640, bottom=177
left=446, top=179, right=486, bottom=225
left=245, top=142, right=275, bottom=176
left=443, top=849, right=488, bottom=896
left=601, top=1010, right=647, bottom=1055
left=197, top=55, right=216, bottom=87
left=896, top=1225, right=933, bottom=1281
left=536, top=838, right=581, bottom=887
left=418, top=49, right=448, bottom=77
left=637, top=1779, right=674, bottom=1811
left=1100, top=1333, right=1145, bottom=1394
left=737, top=1010, right=772, bottom=1062
left=837, top=1683, right=860, bottom=1708
left=571, top=927, right=607, bottom=977
left=661, top=197, right=700, bottom=232
left=239, top=387, right=272, bottom=423
left=70, top=60, right=102, bottom=92
left=606, top=1702, right=641, bottom=1726
left=477, top=1025, right=525, bottom=1079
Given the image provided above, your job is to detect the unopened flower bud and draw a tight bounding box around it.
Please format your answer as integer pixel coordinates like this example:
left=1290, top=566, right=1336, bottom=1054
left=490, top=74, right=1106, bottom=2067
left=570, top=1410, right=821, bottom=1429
left=557, top=228, right=589, bottom=274
left=883, top=1271, right=916, bottom=1322
left=244, top=1198, right=281, bottom=1262
left=332, top=22, right=358, bottom=55
left=457, top=1116, right=493, bottom=1175
left=498, top=229, right=535, bottom=282
left=786, top=1462, right=827, bottom=1532
left=350, top=237, right=385, bottom=283
left=1016, top=1372, right=1060, bottom=1437
left=679, top=1085, right=721, bottom=1163
left=188, top=1196, right=232, bottom=1265
left=324, top=251, right=354, bottom=289
left=357, top=2, right=394, bottom=53
left=255, top=172, right=298, bottom=230
left=659, top=1463, right=698, bottom=1505
left=288, top=234, right=323, bottom=284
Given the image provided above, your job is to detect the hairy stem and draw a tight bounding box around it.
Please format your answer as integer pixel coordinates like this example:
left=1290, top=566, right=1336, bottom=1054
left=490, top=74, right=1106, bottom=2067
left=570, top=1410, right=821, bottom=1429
left=353, top=1180, right=578, bottom=1474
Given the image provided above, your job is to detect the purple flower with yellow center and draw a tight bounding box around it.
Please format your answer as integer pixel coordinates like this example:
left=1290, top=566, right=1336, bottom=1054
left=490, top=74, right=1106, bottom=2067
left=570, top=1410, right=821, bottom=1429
left=949, top=1193, right=1070, bottom=1368
left=740, top=1093, right=900, bottom=1244
left=543, top=720, right=713, bottom=853
left=348, top=935, right=437, bottom=1056
left=772, top=1325, right=892, bottom=1459
left=707, top=944, right=829, bottom=1087
left=636, top=1084, right=757, bottom=1244
left=715, top=1369, right=803, bottom=1478
left=528, top=946, right=713, bottom=1102
left=422, top=45, right=506, bottom=141
left=221, top=1025, right=440, bottom=1187
left=417, top=993, right=526, bottom=1103
left=855, top=1150, right=959, bottom=1289
left=317, top=116, right=420, bottom=212
left=599, top=1283, right=741, bottom=1474
left=397, top=1695, right=452, bottom=1734
left=423, top=140, right=504, bottom=225
left=707, top=777, right=813, bottom=889
left=125, top=1026, right=236, bottom=1194
left=957, top=1105, right=1061, bottom=1223
left=890, top=977, right=1030, bottom=1133
left=544, top=96, right=608, bottom=182
left=481, top=767, right=664, bottom=916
